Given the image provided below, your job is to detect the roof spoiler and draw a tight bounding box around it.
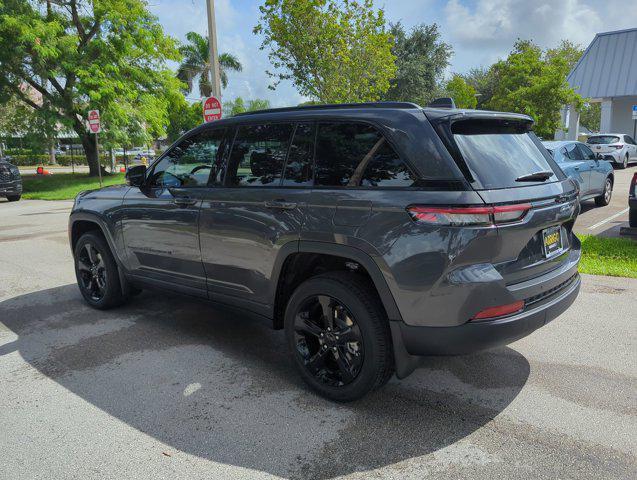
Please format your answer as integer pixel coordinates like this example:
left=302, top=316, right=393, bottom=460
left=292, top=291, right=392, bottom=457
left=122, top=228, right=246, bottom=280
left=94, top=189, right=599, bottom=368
left=428, top=97, right=456, bottom=109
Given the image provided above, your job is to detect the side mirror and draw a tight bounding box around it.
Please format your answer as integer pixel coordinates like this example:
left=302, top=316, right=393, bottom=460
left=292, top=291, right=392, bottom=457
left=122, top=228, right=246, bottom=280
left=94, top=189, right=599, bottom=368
left=596, top=153, right=603, bottom=160
left=126, top=165, right=147, bottom=187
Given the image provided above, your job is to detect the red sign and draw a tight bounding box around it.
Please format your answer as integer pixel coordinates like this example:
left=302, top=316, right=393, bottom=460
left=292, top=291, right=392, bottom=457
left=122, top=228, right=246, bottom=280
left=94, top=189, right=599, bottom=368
left=88, top=109, right=101, bottom=133
left=203, top=96, right=222, bottom=122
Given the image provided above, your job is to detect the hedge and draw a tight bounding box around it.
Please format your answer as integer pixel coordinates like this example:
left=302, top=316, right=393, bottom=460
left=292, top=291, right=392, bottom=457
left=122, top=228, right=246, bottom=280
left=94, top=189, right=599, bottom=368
left=7, top=154, right=128, bottom=166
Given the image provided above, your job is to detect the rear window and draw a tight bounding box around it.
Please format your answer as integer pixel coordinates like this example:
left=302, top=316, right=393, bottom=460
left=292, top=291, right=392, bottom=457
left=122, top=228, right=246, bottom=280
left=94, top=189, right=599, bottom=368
left=451, top=121, right=558, bottom=189
left=587, top=136, right=620, bottom=144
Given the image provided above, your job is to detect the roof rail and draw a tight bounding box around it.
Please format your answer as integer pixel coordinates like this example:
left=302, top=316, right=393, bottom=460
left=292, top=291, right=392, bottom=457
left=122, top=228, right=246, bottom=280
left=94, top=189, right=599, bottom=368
left=428, top=97, right=456, bottom=109
left=233, top=101, right=422, bottom=117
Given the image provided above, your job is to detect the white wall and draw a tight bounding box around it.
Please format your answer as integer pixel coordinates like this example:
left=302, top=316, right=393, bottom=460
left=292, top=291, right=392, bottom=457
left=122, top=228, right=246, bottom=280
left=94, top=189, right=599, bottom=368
left=609, top=96, right=637, bottom=136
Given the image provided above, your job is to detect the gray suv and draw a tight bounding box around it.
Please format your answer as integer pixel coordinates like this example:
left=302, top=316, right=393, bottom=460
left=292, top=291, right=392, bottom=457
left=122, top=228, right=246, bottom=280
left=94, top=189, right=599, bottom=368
left=69, top=102, right=581, bottom=401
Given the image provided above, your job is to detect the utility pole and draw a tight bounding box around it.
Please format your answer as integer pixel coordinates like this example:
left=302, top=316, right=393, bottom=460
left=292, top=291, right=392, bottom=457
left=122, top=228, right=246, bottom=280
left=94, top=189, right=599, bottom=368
left=205, top=0, right=222, bottom=99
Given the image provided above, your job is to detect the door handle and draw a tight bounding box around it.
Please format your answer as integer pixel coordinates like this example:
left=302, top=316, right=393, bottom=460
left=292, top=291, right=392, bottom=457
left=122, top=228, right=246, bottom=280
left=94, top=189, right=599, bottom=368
left=173, top=196, right=197, bottom=207
left=574, top=166, right=580, bottom=170
left=264, top=200, right=297, bottom=210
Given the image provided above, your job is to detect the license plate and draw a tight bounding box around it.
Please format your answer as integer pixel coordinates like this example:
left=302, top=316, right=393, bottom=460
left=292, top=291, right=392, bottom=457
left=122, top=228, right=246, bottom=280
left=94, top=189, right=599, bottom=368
left=542, top=226, right=563, bottom=258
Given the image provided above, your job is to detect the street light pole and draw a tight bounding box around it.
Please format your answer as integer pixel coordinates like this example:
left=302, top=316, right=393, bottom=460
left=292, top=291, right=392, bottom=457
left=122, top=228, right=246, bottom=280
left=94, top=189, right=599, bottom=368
left=205, top=0, right=222, bottom=99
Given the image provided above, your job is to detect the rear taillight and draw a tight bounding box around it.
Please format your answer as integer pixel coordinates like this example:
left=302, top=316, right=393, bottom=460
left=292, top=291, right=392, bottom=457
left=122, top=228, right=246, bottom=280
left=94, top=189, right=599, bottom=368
left=611, top=144, right=623, bottom=150
left=472, top=301, right=524, bottom=320
left=407, top=203, right=531, bottom=226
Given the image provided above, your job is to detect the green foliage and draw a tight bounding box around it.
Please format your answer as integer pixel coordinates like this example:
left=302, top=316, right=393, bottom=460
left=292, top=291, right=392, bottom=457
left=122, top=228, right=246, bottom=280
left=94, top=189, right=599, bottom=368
left=254, top=0, right=396, bottom=103
left=579, top=234, right=637, bottom=279
left=486, top=40, right=583, bottom=139
left=5, top=153, right=109, bottom=166
left=21, top=173, right=125, bottom=200
left=166, top=96, right=203, bottom=143
left=445, top=75, right=477, bottom=109
left=0, top=0, right=182, bottom=175
left=224, top=97, right=272, bottom=116
left=385, top=22, right=452, bottom=105
left=176, top=31, right=243, bottom=97
left=580, top=102, right=601, bottom=133
left=459, top=67, right=498, bottom=109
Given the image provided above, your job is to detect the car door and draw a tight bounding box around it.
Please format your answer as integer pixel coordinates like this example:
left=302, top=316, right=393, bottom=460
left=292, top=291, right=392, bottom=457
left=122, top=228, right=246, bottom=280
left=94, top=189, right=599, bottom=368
left=624, top=135, right=637, bottom=159
left=198, top=121, right=313, bottom=313
left=577, top=143, right=605, bottom=195
left=120, top=128, right=226, bottom=297
left=564, top=142, right=591, bottom=196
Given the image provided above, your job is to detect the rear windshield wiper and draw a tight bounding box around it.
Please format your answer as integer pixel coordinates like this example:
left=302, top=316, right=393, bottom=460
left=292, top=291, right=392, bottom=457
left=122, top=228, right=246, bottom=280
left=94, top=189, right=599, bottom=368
left=515, top=171, right=554, bottom=182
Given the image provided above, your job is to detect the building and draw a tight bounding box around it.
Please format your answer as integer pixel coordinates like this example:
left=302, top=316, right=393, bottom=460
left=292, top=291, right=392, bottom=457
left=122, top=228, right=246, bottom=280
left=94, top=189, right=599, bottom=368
left=556, top=27, right=637, bottom=140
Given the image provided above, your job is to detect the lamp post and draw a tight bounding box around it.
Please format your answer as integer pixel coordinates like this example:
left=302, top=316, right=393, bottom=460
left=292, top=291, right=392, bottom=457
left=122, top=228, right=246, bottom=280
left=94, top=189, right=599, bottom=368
left=205, top=0, right=222, bottom=99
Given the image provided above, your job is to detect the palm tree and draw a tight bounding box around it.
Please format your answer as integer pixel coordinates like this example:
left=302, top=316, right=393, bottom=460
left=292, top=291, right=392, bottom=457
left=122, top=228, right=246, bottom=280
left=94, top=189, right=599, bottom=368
left=177, top=32, right=243, bottom=97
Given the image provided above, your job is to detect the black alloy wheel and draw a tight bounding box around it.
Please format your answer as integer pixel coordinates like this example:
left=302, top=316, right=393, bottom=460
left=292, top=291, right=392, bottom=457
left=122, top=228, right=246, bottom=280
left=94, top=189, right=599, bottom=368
left=293, top=294, right=364, bottom=387
left=74, top=232, right=126, bottom=309
left=77, top=242, right=108, bottom=302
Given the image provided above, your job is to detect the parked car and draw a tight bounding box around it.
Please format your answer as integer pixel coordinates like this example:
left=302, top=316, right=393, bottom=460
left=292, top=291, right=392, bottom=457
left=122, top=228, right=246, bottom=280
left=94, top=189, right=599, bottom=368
left=542, top=140, right=614, bottom=206
left=629, top=172, right=637, bottom=227
left=586, top=133, right=637, bottom=169
left=69, top=102, right=582, bottom=401
left=0, top=156, right=22, bottom=202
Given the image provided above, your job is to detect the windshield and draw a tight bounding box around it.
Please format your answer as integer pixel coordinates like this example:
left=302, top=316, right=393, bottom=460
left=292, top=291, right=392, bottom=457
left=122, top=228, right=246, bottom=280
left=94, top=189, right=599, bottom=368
left=587, top=136, right=620, bottom=144
left=452, top=124, right=558, bottom=189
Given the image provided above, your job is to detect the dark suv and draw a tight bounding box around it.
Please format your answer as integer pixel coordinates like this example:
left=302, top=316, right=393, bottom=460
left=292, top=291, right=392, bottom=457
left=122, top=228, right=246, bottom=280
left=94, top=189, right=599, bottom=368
left=0, top=157, right=22, bottom=201
left=69, top=103, right=581, bottom=401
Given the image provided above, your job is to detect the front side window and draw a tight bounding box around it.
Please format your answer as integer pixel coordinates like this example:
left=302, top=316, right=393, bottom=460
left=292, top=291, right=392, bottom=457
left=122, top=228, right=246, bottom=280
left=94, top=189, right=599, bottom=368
left=226, top=123, right=294, bottom=187
left=564, top=143, right=579, bottom=160
left=148, top=129, right=225, bottom=188
left=577, top=144, right=596, bottom=160
left=315, top=122, right=412, bottom=187
left=625, top=135, right=636, bottom=145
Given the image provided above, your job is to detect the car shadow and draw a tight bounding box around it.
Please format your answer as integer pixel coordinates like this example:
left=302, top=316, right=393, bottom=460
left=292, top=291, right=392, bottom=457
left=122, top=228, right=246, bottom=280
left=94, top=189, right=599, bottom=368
left=0, top=285, right=530, bottom=479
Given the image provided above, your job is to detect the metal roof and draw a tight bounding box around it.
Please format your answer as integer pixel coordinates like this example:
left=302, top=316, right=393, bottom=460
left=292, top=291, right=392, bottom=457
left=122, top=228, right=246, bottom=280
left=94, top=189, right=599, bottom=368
left=567, top=28, right=637, bottom=99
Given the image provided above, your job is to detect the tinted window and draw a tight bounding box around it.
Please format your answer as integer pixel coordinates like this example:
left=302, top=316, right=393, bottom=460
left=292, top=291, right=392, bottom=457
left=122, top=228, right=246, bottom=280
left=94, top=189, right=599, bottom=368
left=452, top=122, right=557, bottom=189
left=360, top=143, right=417, bottom=187
left=315, top=122, right=407, bottom=187
left=577, top=144, right=596, bottom=160
left=226, top=123, right=294, bottom=187
left=564, top=142, right=579, bottom=160
left=282, top=123, right=315, bottom=186
left=625, top=136, right=636, bottom=145
left=587, top=135, right=620, bottom=144
left=148, top=129, right=225, bottom=188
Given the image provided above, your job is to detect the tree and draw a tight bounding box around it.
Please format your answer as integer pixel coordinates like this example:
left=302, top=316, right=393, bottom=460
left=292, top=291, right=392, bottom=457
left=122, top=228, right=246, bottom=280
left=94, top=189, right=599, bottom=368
left=176, top=32, right=243, bottom=97
left=254, top=0, right=396, bottom=103
left=460, top=67, right=498, bottom=109
left=486, top=40, right=582, bottom=139
left=547, top=40, right=583, bottom=70
left=385, top=22, right=452, bottom=105
left=223, top=97, right=271, bottom=117
left=0, top=0, right=181, bottom=176
left=166, top=96, right=203, bottom=143
left=445, top=75, right=477, bottom=109
left=580, top=102, right=601, bottom=132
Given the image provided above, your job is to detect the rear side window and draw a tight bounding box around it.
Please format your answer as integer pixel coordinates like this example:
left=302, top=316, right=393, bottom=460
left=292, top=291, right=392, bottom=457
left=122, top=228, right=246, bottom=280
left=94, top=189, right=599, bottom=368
left=315, top=122, right=415, bottom=187
left=226, top=123, right=294, bottom=187
left=587, top=135, right=620, bottom=144
left=282, top=123, right=315, bottom=186
left=577, top=144, right=596, bottom=160
left=451, top=121, right=558, bottom=189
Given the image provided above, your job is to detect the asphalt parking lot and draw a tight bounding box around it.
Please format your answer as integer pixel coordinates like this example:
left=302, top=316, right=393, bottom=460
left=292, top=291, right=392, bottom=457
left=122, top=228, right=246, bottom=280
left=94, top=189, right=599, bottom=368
left=1, top=199, right=636, bottom=479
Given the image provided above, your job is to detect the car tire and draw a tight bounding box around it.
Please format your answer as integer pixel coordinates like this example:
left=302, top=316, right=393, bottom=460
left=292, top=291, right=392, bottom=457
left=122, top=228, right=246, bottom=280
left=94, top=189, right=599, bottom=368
left=595, top=177, right=613, bottom=207
left=74, top=232, right=127, bottom=310
left=630, top=208, right=637, bottom=228
left=6, top=194, right=21, bottom=202
left=284, top=271, right=394, bottom=402
left=619, top=154, right=628, bottom=169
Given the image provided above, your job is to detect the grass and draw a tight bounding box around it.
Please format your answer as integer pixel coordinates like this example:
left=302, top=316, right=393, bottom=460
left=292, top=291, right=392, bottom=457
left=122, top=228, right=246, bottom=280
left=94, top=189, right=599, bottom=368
left=579, top=234, right=637, bottom=278
left=21, top=173, right=126, bottom=200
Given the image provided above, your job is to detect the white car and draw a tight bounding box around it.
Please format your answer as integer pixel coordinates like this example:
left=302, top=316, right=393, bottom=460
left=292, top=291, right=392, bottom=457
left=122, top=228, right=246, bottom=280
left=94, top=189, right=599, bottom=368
left=586, top=133, right=637, bottom=169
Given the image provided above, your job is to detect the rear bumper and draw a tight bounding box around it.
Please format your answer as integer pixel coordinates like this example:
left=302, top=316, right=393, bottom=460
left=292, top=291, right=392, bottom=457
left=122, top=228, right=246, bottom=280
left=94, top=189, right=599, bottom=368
left=394, top=269, right=581, bottom=356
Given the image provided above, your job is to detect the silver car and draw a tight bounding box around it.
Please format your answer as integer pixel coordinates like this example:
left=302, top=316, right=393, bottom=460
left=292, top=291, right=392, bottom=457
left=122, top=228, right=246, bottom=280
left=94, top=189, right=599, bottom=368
left=586, top=133, right=637, bottom=169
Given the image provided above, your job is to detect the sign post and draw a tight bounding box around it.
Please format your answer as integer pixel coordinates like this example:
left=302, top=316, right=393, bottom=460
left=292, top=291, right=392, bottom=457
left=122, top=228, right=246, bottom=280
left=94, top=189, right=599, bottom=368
left=203, top=96, right=222, bottom=123
left=632, top=105, right=637, bottom=139
left=88, top=110, right=102, bottom=187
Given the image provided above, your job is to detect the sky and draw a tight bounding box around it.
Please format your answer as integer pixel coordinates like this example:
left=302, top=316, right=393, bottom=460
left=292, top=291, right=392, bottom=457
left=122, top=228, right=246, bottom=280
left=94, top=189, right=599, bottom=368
left=148, top=0, right=637, bottom=107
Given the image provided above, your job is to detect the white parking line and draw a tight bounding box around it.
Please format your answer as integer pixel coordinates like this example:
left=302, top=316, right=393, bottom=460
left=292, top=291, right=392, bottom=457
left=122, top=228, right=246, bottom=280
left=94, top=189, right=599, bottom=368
left=587, top=207, right=630, bottom=230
